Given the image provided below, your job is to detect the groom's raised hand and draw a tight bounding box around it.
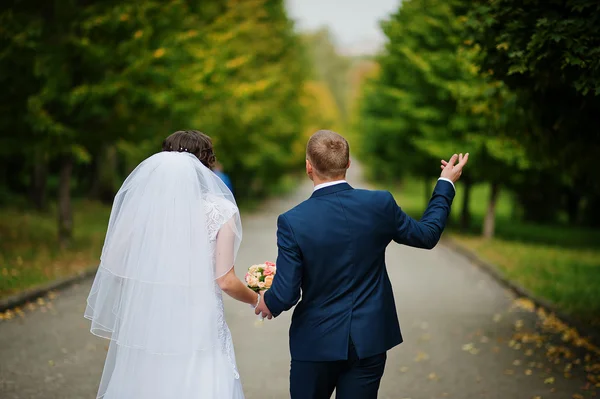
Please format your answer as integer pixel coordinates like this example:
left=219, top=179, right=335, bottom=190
left=440, top=153, right=469, bottom=183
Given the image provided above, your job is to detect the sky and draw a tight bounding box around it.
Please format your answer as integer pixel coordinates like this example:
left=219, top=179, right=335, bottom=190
left=285, top=0, right=400, bottom=55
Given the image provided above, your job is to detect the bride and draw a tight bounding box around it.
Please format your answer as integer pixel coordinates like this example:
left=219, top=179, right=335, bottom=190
left=84, top=130, right=259, bottom=398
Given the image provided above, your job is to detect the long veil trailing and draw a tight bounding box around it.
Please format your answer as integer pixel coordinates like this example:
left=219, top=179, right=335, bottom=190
left=84, top=151, right=243, bottom=398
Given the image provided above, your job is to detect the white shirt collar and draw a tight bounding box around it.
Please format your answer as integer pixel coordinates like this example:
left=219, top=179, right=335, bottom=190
left=313, top=180, right=347, bottom=192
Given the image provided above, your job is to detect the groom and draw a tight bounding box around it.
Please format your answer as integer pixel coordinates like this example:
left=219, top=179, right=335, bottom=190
left=255, top=130, right=468, bottom=398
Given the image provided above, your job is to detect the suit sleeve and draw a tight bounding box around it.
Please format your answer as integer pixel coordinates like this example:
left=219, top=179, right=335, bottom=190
left=264, top=214, right=302, bottom=317
left=390, top=179, right=455, bottom=249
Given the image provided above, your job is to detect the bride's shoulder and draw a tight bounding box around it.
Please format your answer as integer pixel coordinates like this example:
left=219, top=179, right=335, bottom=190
left=203, top=193, right=238, bottom=214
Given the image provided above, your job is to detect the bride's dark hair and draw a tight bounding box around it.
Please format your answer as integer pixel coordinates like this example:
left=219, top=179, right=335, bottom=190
left=162, top=130, right=216, bottom=169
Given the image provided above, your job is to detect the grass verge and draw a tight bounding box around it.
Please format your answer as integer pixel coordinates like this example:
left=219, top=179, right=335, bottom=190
left=0, top=201, right=110, bottom=298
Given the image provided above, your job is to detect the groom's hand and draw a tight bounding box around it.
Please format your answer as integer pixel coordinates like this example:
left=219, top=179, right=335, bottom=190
left=255, top=291, right=273, bottom=320
left=440, top=153, right=469, bottom=183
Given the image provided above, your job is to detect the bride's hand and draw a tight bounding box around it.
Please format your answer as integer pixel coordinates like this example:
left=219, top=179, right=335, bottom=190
left=254, top=291, right=273, bottom=320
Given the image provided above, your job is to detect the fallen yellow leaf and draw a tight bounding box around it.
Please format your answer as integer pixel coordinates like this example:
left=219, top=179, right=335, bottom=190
left=419, top=334, right=431, bottom=342
left=515, top=320, right=524, bottom=329
left=512, top=298, right=535, bottom=312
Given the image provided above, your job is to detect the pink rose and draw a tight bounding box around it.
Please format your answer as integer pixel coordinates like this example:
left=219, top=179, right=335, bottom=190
left=265, top=261, right=276, bottom=267
left=263, top=267, right=274, bottom=276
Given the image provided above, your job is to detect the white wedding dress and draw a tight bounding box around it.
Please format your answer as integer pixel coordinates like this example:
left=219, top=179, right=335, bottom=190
left=84, top=152, right=245, bottom=398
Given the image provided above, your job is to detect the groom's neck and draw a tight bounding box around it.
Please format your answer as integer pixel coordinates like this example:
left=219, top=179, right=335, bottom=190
left=312, top=175, right=346, bottom=187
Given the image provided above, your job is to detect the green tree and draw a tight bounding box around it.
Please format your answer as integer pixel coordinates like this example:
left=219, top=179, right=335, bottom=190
left=176, top=0, right=308, bottom=199
left=1, top=1, right=194, bottom=246
left=467, top=0, right=600, bottom=225
left=358, top=0, right=527, bottom=237
left=0, top=0, right=309, bottom=245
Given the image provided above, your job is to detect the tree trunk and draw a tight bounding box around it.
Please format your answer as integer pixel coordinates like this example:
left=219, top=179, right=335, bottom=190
left=483, top=182, right=500, bottom=239
left=58, top=155, right=73, bottom=249
left=29, top=156, right=48, bottom=210
left=565, top=190, right=581, bottom=225
left=90, top=145, right=118, bottom=203
left=460, top=177, right=472, bottom=231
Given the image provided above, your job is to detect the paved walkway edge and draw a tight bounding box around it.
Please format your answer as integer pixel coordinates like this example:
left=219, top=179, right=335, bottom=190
left=442, top=237, right=600, bottom=348
left=0, top=267, right=96, bottom=312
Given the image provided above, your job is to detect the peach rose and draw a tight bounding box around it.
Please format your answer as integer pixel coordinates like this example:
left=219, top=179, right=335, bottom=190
left=247, top=276, right=259, bottom=287
left=249, top=265, right=260, bottom=273
left=258, top=281, right=266, bottom=289
left=264, top=275, right=274, bottom=288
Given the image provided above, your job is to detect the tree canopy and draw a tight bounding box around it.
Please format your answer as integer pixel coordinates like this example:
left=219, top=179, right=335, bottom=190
left=357, top=0, right=600, bottom=234
left=467, top=0, right=600, bottom=193
left=0, top=0, right=311, bottom=244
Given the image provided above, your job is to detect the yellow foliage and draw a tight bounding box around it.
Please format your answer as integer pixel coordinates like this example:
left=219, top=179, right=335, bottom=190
left=232, top=79, right=272, bottom=98
left=185, top=30, right=198, bottom=39
left=293, top=80, right=343, bottom=158
left=225, top=56, right=249, bottom=70
left=210, top=30, right=236, bottom=44
left=153, top=48, right=166, bottom=58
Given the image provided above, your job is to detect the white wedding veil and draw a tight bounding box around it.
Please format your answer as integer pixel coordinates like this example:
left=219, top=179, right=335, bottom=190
left=84, top=151, right=242, bottom=398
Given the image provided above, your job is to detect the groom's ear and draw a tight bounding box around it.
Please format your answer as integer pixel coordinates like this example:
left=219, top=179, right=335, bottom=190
left=306, top=159, right=314, bottom=181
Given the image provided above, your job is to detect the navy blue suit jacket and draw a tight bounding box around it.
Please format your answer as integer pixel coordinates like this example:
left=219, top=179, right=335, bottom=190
left=264, top=180, right=455, bottom=362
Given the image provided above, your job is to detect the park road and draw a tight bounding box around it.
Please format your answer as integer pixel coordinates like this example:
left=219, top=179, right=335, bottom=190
left=0, top=165, right=593, bottom=399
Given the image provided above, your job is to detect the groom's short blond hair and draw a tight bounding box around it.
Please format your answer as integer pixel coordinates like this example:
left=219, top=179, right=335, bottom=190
left=306, top=130, right=349, bottom=179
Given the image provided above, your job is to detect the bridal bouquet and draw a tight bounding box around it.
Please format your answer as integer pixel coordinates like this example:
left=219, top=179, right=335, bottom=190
left=245, top=261, right=276, bottom=292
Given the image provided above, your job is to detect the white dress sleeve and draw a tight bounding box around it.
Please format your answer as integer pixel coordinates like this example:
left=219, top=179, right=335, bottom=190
left=215, top=217, right=237, bottom=279
left=206, top=195, right=240, bottom=279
